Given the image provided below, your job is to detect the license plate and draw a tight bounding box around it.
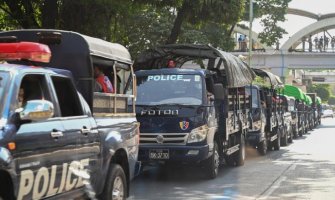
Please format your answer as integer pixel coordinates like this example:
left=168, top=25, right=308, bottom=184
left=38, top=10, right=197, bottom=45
left=149, top=149, right=169, bottom=159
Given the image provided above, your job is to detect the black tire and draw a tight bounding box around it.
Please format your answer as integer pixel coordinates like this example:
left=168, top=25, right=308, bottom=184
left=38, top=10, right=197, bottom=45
left=281, top=127, right=288, bottom=146
left=299, top=124, right=304, bottom=137
left=257, top=139, right=267, bottom=156
left=273, top=130, right=281, bottom=151
left=226, top=133, right=245, bottom=166
left=204, top=141, right=220, bottom=179
left=236, top=133, right=246, bottom=166
left=100, top=164, right=127, bottom=200
left=288, top=127, right=293, bottom=143
left=293, top=125, right=298, bottom=139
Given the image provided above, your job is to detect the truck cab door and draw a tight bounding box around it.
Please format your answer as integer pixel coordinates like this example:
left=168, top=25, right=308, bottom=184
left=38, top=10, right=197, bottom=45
left=12, top=74, right=70, bottom=200
left=49, top=75, right=100, bottom=192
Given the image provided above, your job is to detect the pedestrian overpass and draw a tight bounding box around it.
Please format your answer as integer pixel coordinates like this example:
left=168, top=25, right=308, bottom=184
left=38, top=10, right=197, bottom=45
left=232, top=51, right=335, bottom=80
left=231, top=8, right=335, bottom=82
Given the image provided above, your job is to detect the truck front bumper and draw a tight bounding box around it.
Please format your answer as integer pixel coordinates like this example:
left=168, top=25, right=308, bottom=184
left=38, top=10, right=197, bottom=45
left=138, top=144, right=210, bottom=164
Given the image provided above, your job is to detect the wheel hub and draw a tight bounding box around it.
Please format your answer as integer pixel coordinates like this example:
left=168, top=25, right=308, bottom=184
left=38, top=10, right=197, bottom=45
left=112, top=176, right=124, bottom=200
left=214, top=148, right=220, bottom=174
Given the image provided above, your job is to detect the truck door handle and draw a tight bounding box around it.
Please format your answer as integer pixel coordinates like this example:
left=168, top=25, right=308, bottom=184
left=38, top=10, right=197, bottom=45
left=81, top=127, right=91, bottom=135
left=51, top=130, right=64, bottom=138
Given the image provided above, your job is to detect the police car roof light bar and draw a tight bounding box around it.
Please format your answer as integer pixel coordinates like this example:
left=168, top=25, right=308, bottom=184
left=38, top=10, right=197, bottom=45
left=0, top=42, right=51, bottom=63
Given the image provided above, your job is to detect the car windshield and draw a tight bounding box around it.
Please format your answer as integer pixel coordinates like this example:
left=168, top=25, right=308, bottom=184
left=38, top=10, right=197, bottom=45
left=136, top=74, right=203, bottom=105
left=0, top=71, right=9, bottom=115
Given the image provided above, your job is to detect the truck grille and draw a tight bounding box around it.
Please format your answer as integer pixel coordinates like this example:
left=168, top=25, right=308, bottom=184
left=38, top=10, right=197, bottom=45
left=140, top=133, right=189, bottom=145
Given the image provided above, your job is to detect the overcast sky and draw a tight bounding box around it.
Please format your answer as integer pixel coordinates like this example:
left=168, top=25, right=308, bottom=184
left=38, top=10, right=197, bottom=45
left=252, top=0, right=334, bottom=46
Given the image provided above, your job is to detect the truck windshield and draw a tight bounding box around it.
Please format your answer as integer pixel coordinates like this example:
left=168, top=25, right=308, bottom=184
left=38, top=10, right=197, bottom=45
left=136, top=74, right=203, bottom=105
left=0, top=71, right=9, bottom=114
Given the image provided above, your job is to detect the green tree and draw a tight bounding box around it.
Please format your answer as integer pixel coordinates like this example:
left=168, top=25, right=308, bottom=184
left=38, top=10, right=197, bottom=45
left=116, top=5, right=174, bottom=57
left=0, top=0, right=128, bottom=40
left=116, top=3, right=237, bottom=57
left=243, top=0, right=291, bottom=46
left=167, top=0, right=245, bottom=44
left=307, top=84, right=331, bottom=102
left=0, top=0, right=41, bottom=28
left=328, top=96, right=335, bottom=105
left=0, top=0, right=291, bottom=52
left=135, top=0, right=290, bottom=47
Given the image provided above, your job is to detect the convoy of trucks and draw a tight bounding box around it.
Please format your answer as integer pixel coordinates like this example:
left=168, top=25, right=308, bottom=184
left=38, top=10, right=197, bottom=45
left=0, top=29, right=323, bottom=199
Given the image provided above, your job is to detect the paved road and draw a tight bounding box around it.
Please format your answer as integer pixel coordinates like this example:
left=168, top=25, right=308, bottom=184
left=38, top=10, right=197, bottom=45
left=129, top=118, right=335, bottom=200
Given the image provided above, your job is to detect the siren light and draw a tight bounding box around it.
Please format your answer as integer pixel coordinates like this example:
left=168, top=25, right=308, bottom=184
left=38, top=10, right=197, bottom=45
left=0, top=41, right=51, bottom=63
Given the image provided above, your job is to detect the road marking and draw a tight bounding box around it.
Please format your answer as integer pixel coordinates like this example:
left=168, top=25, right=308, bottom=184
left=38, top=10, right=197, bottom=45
left=257, top=176, right=287, bottom=200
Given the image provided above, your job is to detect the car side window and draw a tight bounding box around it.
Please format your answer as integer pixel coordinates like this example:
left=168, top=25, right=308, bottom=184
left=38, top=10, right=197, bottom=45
left=51, top=76, right=84, bottom=117
left=18, top=74, right=52, bottom=108
left=93, top=62, right=136, bottom=116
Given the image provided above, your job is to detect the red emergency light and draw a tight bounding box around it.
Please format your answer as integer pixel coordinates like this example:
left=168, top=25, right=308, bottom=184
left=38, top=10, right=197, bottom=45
left=0, top=42, right=51, bottom=63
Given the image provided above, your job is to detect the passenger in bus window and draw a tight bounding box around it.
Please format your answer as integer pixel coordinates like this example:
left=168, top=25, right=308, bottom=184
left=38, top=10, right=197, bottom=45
left=94, top=66, right=114, bottom=93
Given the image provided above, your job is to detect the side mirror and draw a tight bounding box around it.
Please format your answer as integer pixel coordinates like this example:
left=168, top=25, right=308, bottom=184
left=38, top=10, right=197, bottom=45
left=16, top=100, right=54, bottom=122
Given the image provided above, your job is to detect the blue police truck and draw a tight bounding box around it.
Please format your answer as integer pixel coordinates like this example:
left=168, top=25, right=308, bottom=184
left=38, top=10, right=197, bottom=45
left=0, top=30, right=139, bottom=200
left=133, top=44, right=255, bottom=179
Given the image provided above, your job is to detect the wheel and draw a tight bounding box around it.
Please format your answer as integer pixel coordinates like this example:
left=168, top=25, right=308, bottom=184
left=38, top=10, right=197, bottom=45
left=293, top=125, right=298, bottom=138
left=281, top=127, right=288, bottom=146
left=226, top=133, right=245, bottom=166
left=257, top=139, right=267, bottom=156
left=288, top=127, right=293, bottom=143
left=204, top=141, right=220, bottom=179
left=100, top=164, right=127, bottom=200
left=236, top=133, right=246, bottom=166
left=273, top=129, right=281, bottom=151
left=299, top=124, right=304, bottom=137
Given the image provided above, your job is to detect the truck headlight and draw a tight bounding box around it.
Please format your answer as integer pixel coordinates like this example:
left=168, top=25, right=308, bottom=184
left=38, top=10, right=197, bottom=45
left=187, top=125, right=208, bottom=143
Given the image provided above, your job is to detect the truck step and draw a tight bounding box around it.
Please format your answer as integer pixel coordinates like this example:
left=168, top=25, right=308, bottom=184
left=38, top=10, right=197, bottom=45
left=226, top=144, right=240, bottom=156
left=270, top=134, right=278, bottom=142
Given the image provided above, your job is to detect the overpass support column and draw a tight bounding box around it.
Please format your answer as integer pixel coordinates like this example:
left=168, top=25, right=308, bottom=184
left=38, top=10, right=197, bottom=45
left=280, top=50, right=287, bottom=83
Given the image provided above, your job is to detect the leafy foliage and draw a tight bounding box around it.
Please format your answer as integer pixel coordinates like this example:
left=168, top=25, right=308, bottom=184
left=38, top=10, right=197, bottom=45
left=252, top=75, right=271, bottom=87
left=0, top=0, right=290, bottom=52
left=116, top=5, right=174, bottom=57
left=328, top=96, right=335, bottom=105
left=307, top=84, right=331, bottom=102
left=244, top=0, right=291, bottom=46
